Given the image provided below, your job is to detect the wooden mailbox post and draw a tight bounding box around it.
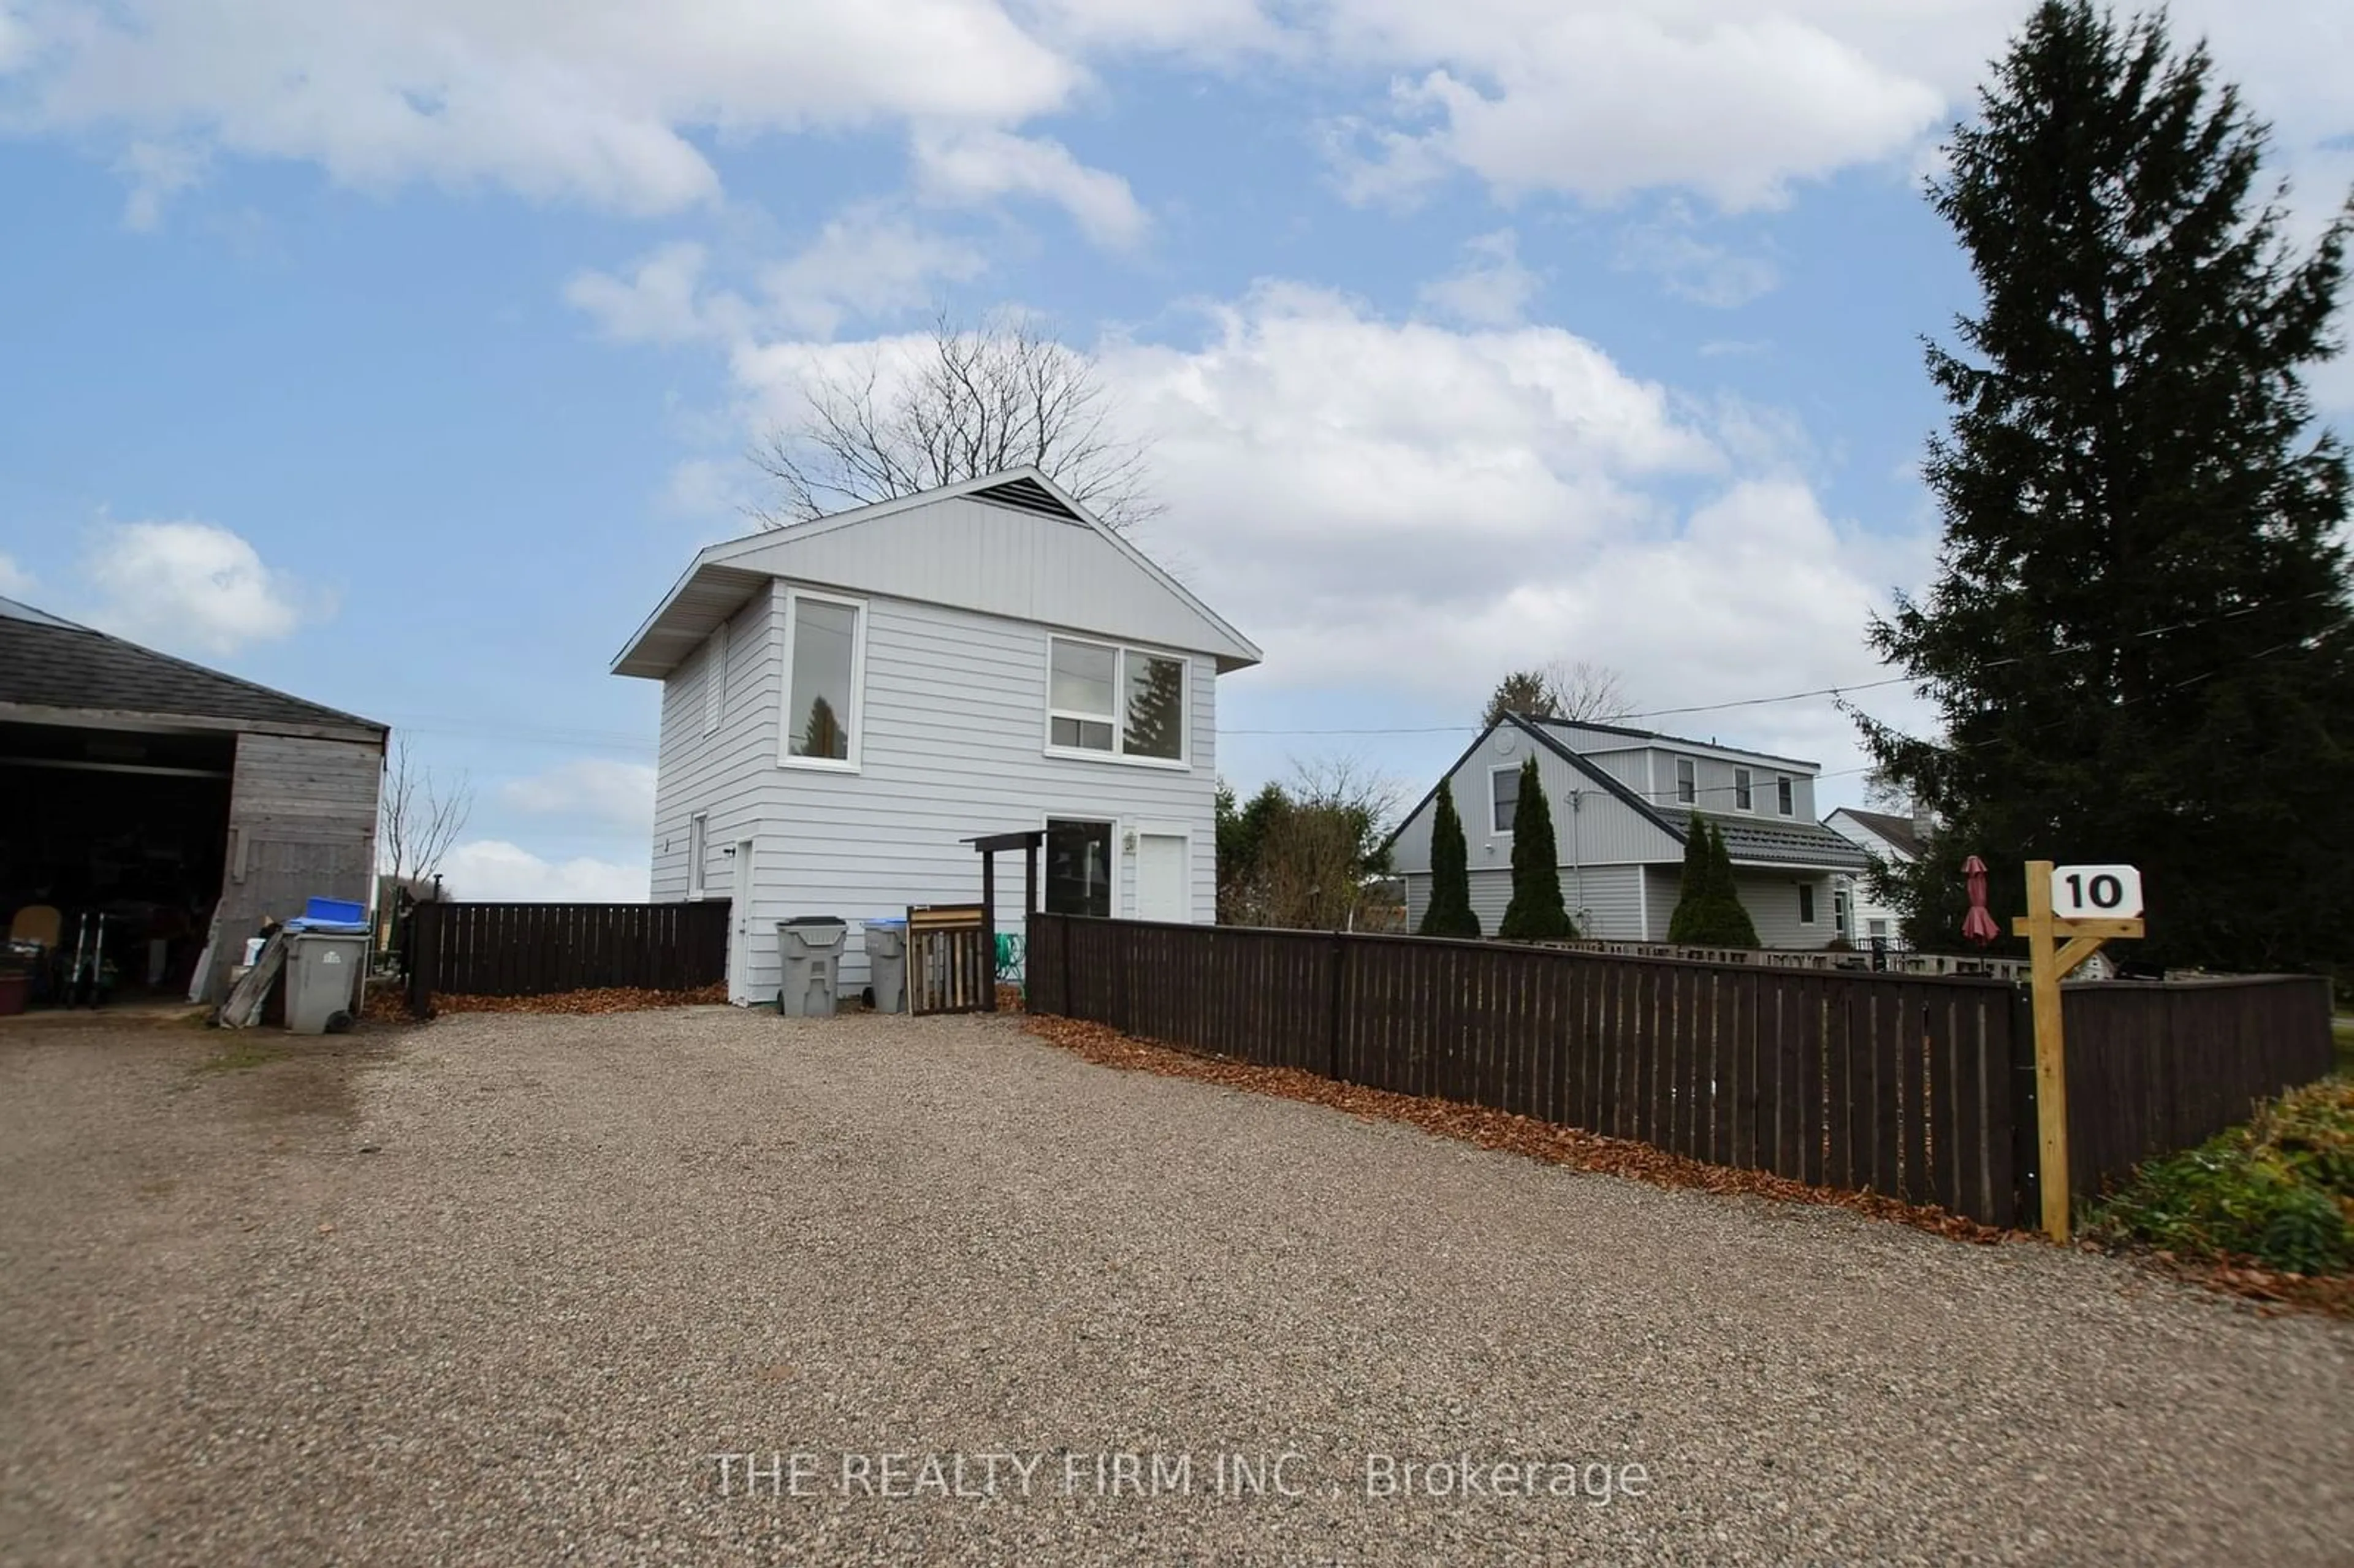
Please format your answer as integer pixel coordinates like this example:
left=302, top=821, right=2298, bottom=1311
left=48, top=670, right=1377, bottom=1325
left=2013, top=859, right=2146, bottom=1242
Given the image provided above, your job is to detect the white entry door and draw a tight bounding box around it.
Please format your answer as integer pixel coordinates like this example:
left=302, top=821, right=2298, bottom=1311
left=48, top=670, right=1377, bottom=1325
left=728, top=839, right=756, bottom=1003
left=1136, top=834, right=1188, bottom=924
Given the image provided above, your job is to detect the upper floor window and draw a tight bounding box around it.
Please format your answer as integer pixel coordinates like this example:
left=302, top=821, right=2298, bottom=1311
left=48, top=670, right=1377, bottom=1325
left=1732, top=766, right=1753, bottom=812
left=1674, top=756, right=1697, bottom=805
left=1048, top=637, right=1187, bottom=764
left=1490, top=765, right=1519, bottom=835
left=783, top=591, right=864, bottom=769
left=1777, top=775, right=1795, bottom=816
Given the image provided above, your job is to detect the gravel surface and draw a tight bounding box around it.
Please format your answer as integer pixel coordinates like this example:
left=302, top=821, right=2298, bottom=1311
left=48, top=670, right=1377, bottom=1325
left=3, top=1006, right=2349, bottom=1566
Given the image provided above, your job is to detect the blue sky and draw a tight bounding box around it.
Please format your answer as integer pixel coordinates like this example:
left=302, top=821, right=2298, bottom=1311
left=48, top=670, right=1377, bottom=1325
left=2, top=1, right=2347, bottom=898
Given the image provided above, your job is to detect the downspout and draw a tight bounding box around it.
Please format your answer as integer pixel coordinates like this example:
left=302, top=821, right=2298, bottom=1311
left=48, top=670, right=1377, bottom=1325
left=1567, top=785, right=1584, bottom=931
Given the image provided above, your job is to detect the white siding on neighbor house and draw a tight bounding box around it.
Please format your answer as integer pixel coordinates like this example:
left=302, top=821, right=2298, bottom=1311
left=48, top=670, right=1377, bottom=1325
left=1402, top=862, right=1648, bottom=940
left=652, top=581, right=1219, bottom=1000
left=1826, top=815, right=1911, bottom=940
left=707, top=493, right=1255, bottom=671
left=1389, top=725, right=1682, bottom=879
left=1639, top=866, right=1840, bottom=948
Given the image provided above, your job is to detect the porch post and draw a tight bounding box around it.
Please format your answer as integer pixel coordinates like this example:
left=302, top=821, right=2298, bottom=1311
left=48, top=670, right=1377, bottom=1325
left=980, top=850, right=998, bottom=1013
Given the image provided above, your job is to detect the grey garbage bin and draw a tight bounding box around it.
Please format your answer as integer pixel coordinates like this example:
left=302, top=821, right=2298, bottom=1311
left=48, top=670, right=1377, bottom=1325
left=776, top=916, right=847, bottom=1018
left=863, top=917, right=907, bottom=1013
left=284, top=932, right=367, bottom=1034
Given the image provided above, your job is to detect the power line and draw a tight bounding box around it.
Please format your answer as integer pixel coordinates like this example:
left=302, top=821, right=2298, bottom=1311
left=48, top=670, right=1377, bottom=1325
left=1216, top=590, right=2340, bottom=740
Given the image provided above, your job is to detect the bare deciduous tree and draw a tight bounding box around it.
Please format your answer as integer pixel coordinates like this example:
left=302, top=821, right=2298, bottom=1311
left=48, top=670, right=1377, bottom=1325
left=1217, top=756, right=1404, bottom=931
left=378, top=736, right=472, bottom=891
left=748, top=311, right=1159, bottom=530
left=1482, top=660, right=1635, bottom=727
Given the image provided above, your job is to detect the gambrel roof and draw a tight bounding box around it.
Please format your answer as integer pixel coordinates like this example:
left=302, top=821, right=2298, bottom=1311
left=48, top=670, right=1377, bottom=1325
left=611, top=469, right=1261, bottom=679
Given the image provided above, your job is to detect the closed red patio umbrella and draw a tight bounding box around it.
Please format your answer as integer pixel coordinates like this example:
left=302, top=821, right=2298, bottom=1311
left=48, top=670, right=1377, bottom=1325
left=1962, top=854, right=2000, bottom=947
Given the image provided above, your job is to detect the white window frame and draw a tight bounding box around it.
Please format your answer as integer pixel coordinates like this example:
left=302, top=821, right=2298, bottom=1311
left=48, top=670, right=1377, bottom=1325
left=1732, top=766, right=1753, bottom=813
left=687, top=812, right=709, bottom=900
left=778, top=588, right=867, bottom=773
left=1043, top=635, right=1191, bottom=770
left=1776, top=774, right=1796, bottom=817
left=701, top=622, right=728, bottom=737
left=1674, top=756, right=1697, bottom=806
left=1488, top=764, right=1520, bottom=837
left=1796, top=881, right=1817, bottom=926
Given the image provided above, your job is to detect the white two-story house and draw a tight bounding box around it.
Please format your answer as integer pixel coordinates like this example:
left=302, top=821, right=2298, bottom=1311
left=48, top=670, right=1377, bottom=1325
left=611, top=470, right=1260, bottom=1002
left=1388, top=712, right=1869, bottom=946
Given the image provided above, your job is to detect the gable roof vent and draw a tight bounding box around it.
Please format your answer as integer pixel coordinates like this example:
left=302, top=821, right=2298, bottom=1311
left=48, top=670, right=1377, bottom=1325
left=971, top=474, right=1084, bottom=522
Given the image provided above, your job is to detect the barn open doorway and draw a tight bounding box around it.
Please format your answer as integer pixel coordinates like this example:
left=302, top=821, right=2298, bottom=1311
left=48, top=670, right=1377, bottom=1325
left=0, top=720, right=234, bottom=1003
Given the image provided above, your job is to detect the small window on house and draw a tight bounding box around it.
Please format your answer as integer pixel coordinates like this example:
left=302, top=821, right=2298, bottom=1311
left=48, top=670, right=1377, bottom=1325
left=1045, top=818, right=1115, bottom=917
left=785, top=594, right=861, bottom=765
left=1777, top=775, right=1795, bottom=816
left=702, top=623, right=728, bottom=736
left=1733, top=766, right=1753, bottom=812
left=1491, top=766, right=1520, bottom=835
left=688, top=813, right=708, bottom=899
left=1049, top=637, right=1187, bottom=763
left=1675, top=756, right=1697, bottom=805
left=1797, top=882, right=1816, bottom=925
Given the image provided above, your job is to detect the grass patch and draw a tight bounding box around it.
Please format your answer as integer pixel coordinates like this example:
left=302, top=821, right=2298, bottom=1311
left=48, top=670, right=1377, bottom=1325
left=193, top=1035, right=289, bottom=1075
left=2088, top=1076, right=2354, bottom=1277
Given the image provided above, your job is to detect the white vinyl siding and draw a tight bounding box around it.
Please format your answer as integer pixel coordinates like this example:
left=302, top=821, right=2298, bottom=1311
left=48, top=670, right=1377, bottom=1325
left=702, top=624, right=728, bottom=736
left=1403, top=863, right=1648, bottom=940
left=652, top=583, right=1219, bottom=997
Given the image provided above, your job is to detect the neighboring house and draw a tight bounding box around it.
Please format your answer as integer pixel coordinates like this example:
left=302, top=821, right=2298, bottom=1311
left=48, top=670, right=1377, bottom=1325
left=1387, top=713, right=1869, bottom=946
left=0, top=596, right=387, bottom=1002
left=1824, top=807, right=1927, bottom=945
left=611, top=470, right=1262, bottom=1004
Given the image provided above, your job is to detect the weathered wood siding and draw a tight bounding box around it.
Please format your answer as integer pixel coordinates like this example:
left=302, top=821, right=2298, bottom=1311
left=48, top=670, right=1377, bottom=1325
left=200, top=733, right=383, bottom=1001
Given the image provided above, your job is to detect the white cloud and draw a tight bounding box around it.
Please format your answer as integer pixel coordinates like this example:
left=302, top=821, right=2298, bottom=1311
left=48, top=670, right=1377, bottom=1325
left=564, top=241, right=745, bottom=344
left=911, top=127, right=1148, bottom=248
left=566, top=208, right=983, bottom=348
left=80, top=519, right=318, bottom=655
left=1418, top=229, right=1541, bottom=326
left=1072, top=284, right=1933, bottom=769
left=0, top=551, right=33, bottom=597
left=7, top=0, right=1078, bottom=216
left=761, top=204, right=986, bottom=336
left=1615, top=207, right=1778, bottom=308
left=499, top=759, right=659, bottom=831
left=114, top=139, right=208, bottom=229
left=440, top=840, right=649, bottom=903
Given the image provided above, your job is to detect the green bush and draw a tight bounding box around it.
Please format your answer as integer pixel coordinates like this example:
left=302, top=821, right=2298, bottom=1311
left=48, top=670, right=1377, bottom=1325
left=1667, top=818, right=1757, bottom=948
left=2090, top=1077, right=2354, bottom=1275
left=1498, top=757, right=1577, bottom=942
left=1419, top=778, right=1480, bottom=939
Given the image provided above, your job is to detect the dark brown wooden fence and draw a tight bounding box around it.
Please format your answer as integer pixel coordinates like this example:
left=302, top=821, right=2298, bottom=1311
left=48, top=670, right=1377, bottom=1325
left=405, top=900, right=730, bottom=1014
left=1026, top=915, right=2337, bottom=1228
left=2061, top=975, right=2336, bottom=1201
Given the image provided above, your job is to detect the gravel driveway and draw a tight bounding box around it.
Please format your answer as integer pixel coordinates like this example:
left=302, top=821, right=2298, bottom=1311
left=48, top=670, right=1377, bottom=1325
left=3, top=1007, right=2348, bottom=1566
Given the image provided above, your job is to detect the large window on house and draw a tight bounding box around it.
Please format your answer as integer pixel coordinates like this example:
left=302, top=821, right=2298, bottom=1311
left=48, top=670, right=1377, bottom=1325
left=1490, top=765, right=1519, bottom=834
left=1045, top=818, right=1116, bottom=917
left=1733, top=766, right=1753, bottom=812
left=1048, top=637, right=1187, bottom=763
left=783, top=592, right=863, bottom=767
left=1674, top=756, right=1697, bottom=805
left=1777, top=775, right=1795, bottom=816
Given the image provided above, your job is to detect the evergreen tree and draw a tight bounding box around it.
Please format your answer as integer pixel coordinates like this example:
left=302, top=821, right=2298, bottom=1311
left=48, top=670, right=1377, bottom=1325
left=1703, top=823, right=1761, bottom=949
left=1419, top=779, right=1481, bottom=938
left=1857, top=2, right=2353, bottom=972
left=1667, top=814, right=1712, bottom=943
left=1497, top=758, right=1577, bottom=941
